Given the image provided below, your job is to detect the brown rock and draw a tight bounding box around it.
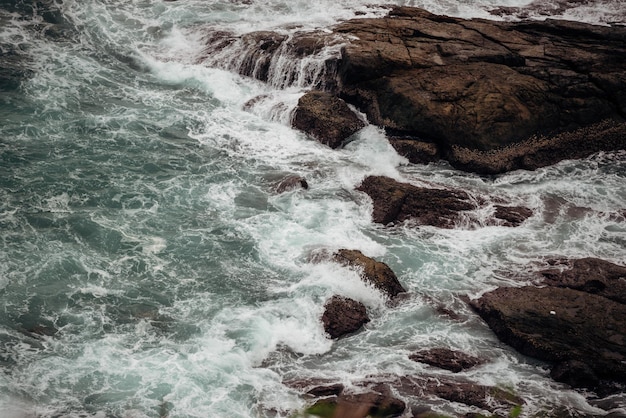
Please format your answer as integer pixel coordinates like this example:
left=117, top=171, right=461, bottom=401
left=388, top=138, right=440, bottom=164
left=321, top=296, right=369, bottom=339
left=540, top=258, right=626, bottom=305
left=334, top=249, right=406, bottom=298
left=470, top=286, right=626, bottom=393
left=409, top=348, right=482, bottom=373
left=494, top=205, right=533, bottom=227
left=292, top=91, right=365, bottom=149
left=356, top=175, right=475, bottom=227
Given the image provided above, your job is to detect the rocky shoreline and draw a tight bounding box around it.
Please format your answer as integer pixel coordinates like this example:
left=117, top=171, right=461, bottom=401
left=204, top=6, right=626, bottom=417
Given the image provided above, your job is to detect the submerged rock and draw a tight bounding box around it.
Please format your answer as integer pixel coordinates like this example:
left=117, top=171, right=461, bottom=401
left=291, top=91, right=365, bottom=149
left=321, top=295, right=369, bottom=339
left=333, top=249, right=406, bottom=298
left=275, top=175, right=309, bottom=193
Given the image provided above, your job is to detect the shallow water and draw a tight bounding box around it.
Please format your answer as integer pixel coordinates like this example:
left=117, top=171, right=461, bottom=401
left=1, top=0, right=625, bottom=417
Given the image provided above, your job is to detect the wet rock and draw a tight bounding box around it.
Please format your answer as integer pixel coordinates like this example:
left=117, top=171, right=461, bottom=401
left=356, top=175, right=475, bottom=227
left=321, top=295, right=369, bottom=339
left=333, top=7, right=626, bottom=168
left=275, top=175, right=309, bottom=193
left=333, top=249, right=406, bottom=298
left=539, top=258, right=626, bottom=305
left=447, top=120, right=626, bottom=174
left=409, top=348, right=483, bottom=373
left=307, top=384, right=345, bottom=398
left=307, top=385, right=405, bottom=418
left=470, top=286, right=626, bottom=393
left=494, top=205, right=533, bottom=227
left=388, top=138, right=440, bottom=164
left=292, top=91, right=365, bottom=149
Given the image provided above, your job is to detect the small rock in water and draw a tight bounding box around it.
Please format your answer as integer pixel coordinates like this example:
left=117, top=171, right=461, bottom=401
left=275, top=175, right=309, bottom=193
left=321, top=295, right=369, bottom=339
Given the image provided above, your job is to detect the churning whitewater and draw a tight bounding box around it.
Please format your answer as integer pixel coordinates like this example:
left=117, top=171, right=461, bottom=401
left=1, top=0, right=625, bottom=417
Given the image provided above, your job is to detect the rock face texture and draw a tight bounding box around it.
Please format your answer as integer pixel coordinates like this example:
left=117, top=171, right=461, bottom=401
left=470, top=272, right=626, bottom=394
left=334, top=7, right=626, bottom=168
left=291, top=91, right=365, bottom=148
left=333, top=249, right=406, bottom=298
left=321, top=295, right=369, bottom=339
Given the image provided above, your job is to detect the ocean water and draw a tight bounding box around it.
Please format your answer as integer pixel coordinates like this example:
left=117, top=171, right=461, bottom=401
left=1, top=0, right=625, bottom=417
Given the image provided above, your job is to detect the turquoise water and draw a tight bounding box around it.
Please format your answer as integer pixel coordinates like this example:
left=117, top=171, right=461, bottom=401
left=1, top=0, right=625, bottom=417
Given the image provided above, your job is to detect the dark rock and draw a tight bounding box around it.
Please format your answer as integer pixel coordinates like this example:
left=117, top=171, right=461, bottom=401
left=307, top=384, right=345, bottom=398
left=470, top=286, right=626, bottom=392
left=292, top=91, right=365, bottom=149
left=333, top=249, right=406, bottom=298
left=275, top=175, right=309, bottom=193
left=356, top=175, right=475, bottom=227
left=539, top=258, right=626, bottom=304
left=388, top=138, right=440, bottom=164
left=409, top=348, right=482, bottom=373
left=321, top=296, right=369, bottom=339
left=494, top=205, right=533, bottom=227
left=446, top=120, right=626, bottom=174
left=307, top=385, right=405, bottom=418
left=334, top=7, right=626, bottom=160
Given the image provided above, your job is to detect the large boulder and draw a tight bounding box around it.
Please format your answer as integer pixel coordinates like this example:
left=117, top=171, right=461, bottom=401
left=333, top=249, right=406, bottom=298
left=470, top=285, right=626, bottom=393
left=334, top=7, right=626, bottom=155
left=321, top=295, right=369, bottom=339
left=291, top=90, right=365, bottom=148
left=306, top=384, right=406, bottom=418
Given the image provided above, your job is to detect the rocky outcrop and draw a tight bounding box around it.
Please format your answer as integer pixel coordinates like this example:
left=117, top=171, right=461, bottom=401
left=470, top=279, right=626, bottom=394
left=409, top=348, right=483, bottom=373
left=333, top=249, right=406, bottom=298
left=321, top=295, right=369, bottom=339
left=334, top=7, right=626, bottom=166
left=200, top=7, right=626, bottom=172
left=291, top=91, right=365, bottom=148
left=356, top=175, right=533, bottom=228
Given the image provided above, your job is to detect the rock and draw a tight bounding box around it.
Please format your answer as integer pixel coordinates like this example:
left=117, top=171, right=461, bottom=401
left=321, top=296, right=369, bottom=339
left=494, top=205, right=533, bottom=227
left=388, top=138, right=440, bottom=164
left=333, top=249, right=406, bottom=298
left=307, top=385, right=406, bottom=418
left=409, top=348, right=483, bottom=373
left=307, top=384, right=345, bottom=398
left=291, top=91, right=365, bottom=149
left=470, top=286, right=626, bottom=392
left=447, top=120, right=626, bottom=174
left=334, top=7, right=626, bottom=158
left=275, top=175, right=309, bottom=193
left=540, top=258, right=626, bottom=305
left=356, top=175, right=475, bottom=227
